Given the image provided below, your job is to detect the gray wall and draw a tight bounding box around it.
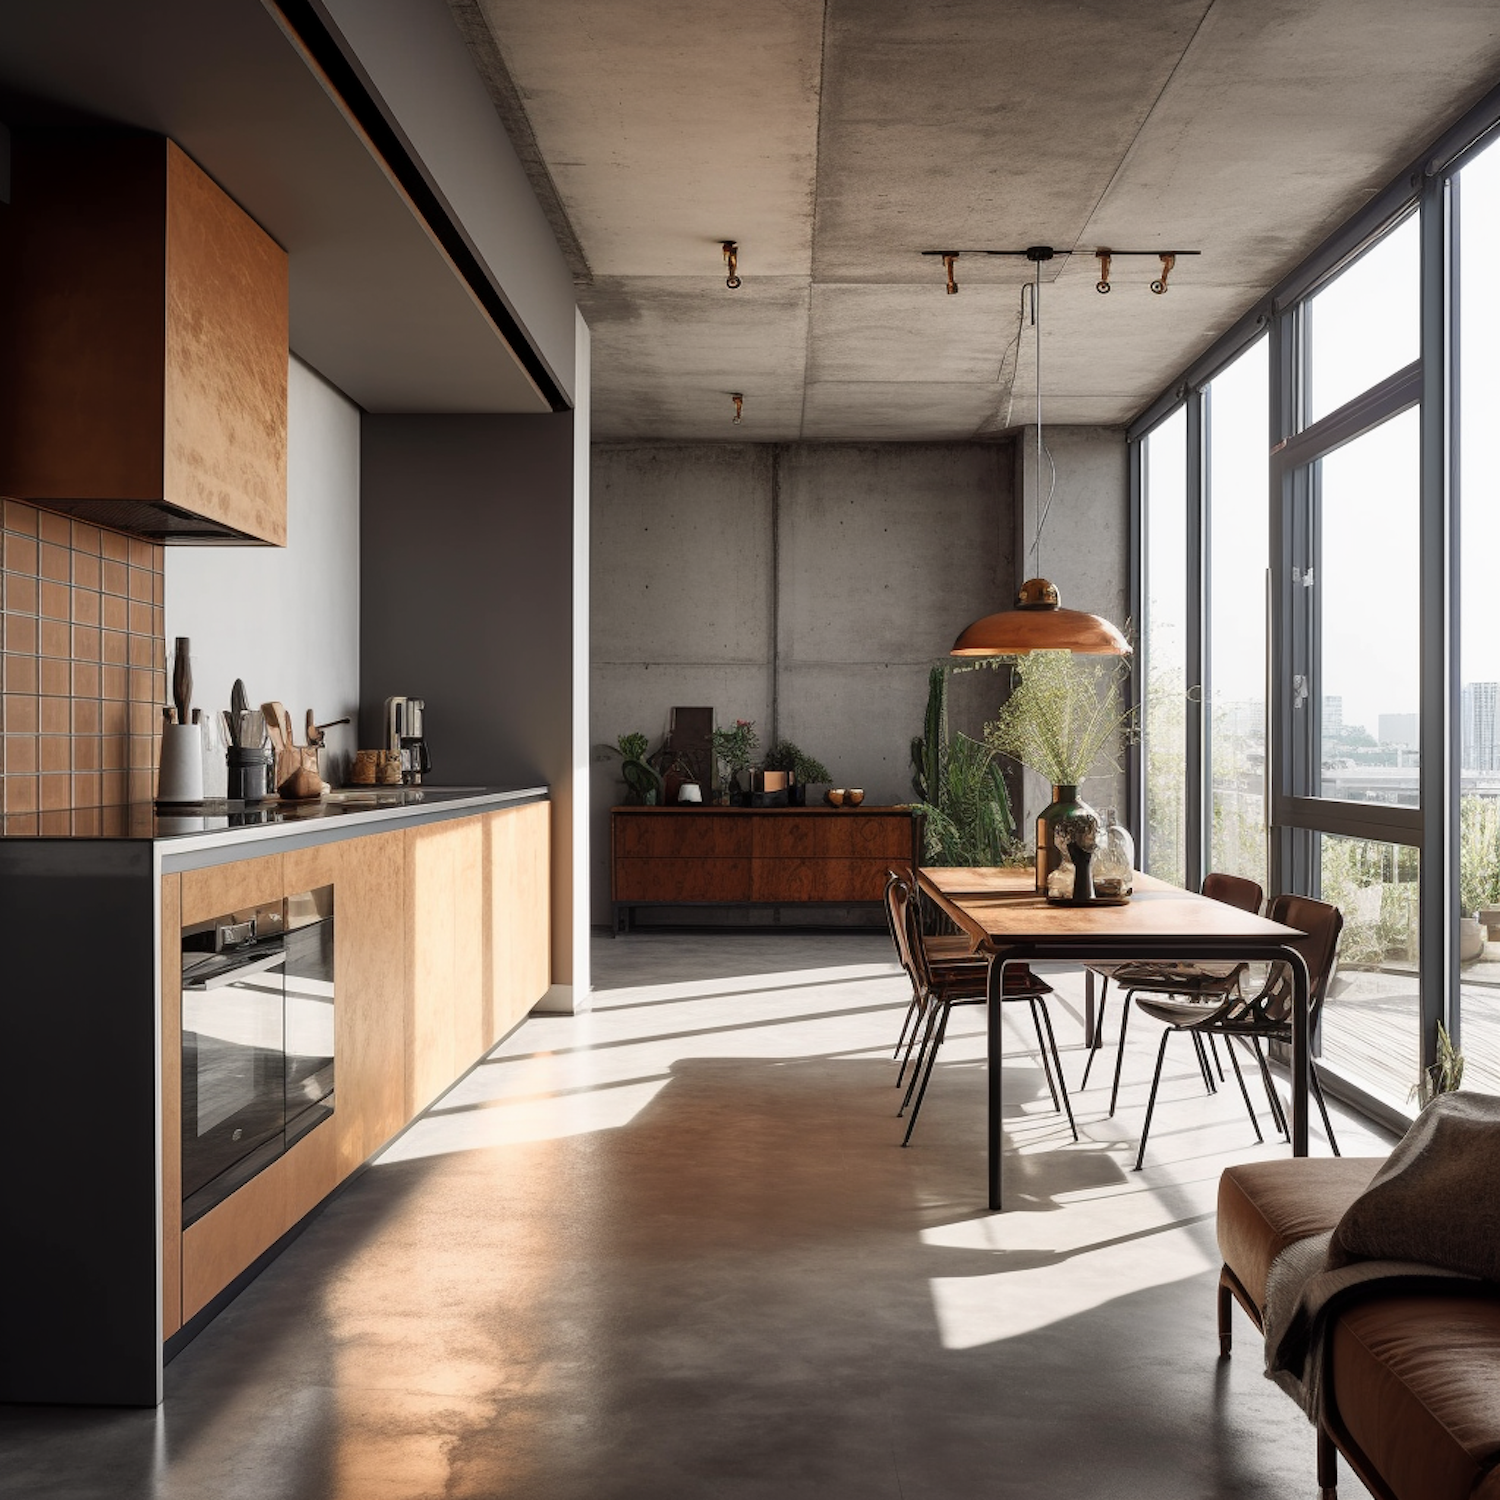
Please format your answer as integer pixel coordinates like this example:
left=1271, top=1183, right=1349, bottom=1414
left=166, top=356, right=361, bottom=779
left=590, top=440, right=1016, bottom=923
left=361, top=413, right=584, bottom=988
left=320, top=0, right=579, bottom=400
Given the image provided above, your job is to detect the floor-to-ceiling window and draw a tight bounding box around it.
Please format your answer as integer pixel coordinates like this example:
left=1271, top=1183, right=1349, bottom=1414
left=1457, top=131, right=1500, bottom=1094
left=1206, top=338, right=1269, bottom=888
left=1142, top=407, right=1187, bottom=886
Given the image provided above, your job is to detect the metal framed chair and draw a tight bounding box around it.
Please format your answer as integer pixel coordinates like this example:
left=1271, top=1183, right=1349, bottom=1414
left=1131, top=892, right=1344, bottom=1169
left=887, top=874, right=1075, bottom=1148
left=1080, top=872, right=1265, bottom=1110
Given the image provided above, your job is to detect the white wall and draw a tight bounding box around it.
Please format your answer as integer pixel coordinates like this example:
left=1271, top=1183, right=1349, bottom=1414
left=165, top=356, right=361, bottom=780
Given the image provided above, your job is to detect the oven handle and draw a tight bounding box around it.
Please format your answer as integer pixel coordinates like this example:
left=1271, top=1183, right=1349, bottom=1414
left=184, top=951, right=286, bottom=991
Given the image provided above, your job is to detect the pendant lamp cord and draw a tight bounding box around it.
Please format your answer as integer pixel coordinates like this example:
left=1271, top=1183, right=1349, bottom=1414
left=1025, top=258, right=1058, bottom=581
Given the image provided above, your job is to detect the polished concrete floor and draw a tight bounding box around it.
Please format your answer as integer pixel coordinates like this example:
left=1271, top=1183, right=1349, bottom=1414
left=2, top=933, right=1394, bottom=1499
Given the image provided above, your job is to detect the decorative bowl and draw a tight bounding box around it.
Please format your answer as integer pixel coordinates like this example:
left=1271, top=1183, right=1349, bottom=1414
left=825, top=788, right=846, bottom=806
left=846, top=788, right=865, bottom=806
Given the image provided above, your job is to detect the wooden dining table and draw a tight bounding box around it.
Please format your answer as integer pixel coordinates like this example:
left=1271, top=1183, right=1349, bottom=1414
left=917, top=866, right=1314, bottom=1210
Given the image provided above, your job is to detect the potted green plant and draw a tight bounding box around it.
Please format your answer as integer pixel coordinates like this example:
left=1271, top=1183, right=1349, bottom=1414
left=909, top=664, right=1019, bottom=866
left=600, top=731, right=666, bottom=806
left=984, top=650, right=1136, bottom=892
left=763, top=740, right=831, bottom=806
left=710, top=719, right=759, bottom=805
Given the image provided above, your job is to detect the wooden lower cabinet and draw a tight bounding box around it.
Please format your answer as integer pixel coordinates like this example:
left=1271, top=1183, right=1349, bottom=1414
left=611, top=807, right=916, bottom=926
left=166, top=802, right=550, bottom=1338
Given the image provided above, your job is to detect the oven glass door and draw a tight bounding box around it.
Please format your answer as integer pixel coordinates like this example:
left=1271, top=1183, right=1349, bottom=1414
left=181, top=902, right=286, bottom=1223
left=283, top=893, right=334, bottom=1143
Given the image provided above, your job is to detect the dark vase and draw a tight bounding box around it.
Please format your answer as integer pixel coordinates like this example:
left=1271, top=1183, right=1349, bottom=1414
left=788, top=783, right=807, bottom=807
left=1035, top=785, right=1099, bottom=893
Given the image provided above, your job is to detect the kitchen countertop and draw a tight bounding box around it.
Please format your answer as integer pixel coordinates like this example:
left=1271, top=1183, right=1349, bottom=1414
left=0, top=784, right=548, bottom=862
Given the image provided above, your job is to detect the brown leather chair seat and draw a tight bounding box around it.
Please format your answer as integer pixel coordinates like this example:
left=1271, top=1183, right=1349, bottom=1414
left=1217, top=1156, right=1384, bottom=1310
left=1330, top=1294, right=1500, bottom=1500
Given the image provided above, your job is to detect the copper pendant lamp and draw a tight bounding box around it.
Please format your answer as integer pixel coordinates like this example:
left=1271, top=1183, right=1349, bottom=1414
left=951, top=248, right=1131, bottom=659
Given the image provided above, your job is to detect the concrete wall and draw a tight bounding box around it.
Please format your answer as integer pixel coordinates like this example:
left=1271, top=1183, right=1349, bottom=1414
left=1014, top=424, right=1132, bottom=823
left=165, top=356, right=360, bottom=780
left=360, top=411, right=586, bottom=999
left=590, top=440, right=1016, bottom=924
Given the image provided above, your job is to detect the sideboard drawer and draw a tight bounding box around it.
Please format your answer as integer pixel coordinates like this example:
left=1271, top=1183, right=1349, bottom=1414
left=614, top=856, right=752, bottom=902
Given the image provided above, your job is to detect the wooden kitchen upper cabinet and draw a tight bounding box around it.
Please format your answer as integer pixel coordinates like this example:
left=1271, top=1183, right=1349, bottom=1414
left=0, top=133, right=288, bottom=545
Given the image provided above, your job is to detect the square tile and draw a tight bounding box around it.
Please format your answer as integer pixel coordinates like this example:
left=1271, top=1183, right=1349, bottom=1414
left=102, top=664, right=128, bottom=701
left=152, top=572, right=164, bottom=606
left=128, top=600, right=151, bottom=635
left=4, top=532, right=37, bottom=576
left=71, top=805, right=101, bottom=833
left=72, top=699, right=100, bottom=735
left=39, top=542, right=70, bottom=583
left=101, top=559, right=128, bottom=597
left=3, top=500, right=38, bottom=536
left=4, top=615, right=36, bottom=655
left=129, top=633, right=154, bottom=668
left=128, top=565, right=152, bottom=602
left=71, top=625, right=100, bottom=662
left=39, top=735, right=70, bottom=774
left=71, top=736, right=100, bottom=772
left=38, top=809, right=73, bottom=834
left=38, top=658, right=69, bottom=697
left=37, top=510, right=70, bottom=547
left=129, top=736, right=154, bottom=769
left=129, top=701, right=155, bottom=736
left=71, top=772, right=100, bottom=806
left=130, top=667, right=155, bottom=704
left=4, top=654, right=38, bottom=695
left=71, top=521, right=101, bottom=556
left=103, top=699, right=128, bottom=736
left=38, top=580, right=68, bottom=619
left=39, top=697, right=68, bottom=735
left=4, top=735, right=36, bottom=775
left=128, top=537, right=153, bottom=571
left=6, top=574, right=37, bottom=616
left=4, top=774, right=38, bottom=814
left=39, top=773, right=72, bottom=811
left=39, top=619, right=70, bottom=659
left=128, top=767, right=152, bottom=800
left=72, top=588, right=100, bottom=626
left=102, top=732, right=128, bottom=770
left=100, top=530, right=128, bottom=564
left=3, top=695, right=38, bottom=733
left=102, top=630, right=128, bottom=666
left=72, top=661, right=100, bottom=699
left=73, top=552, right=101, bottom=592
left=101, top=593, right=128, bottom=631
left=101, top=770, right=127, bottom=806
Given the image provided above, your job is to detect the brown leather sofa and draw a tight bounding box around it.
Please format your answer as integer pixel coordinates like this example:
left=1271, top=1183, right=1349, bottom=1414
left=1218, top=1157, right=1500, bottom=1500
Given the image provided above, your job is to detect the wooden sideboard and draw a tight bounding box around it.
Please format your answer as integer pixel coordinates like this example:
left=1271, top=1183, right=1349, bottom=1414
left=610, top=805, right=918, bottom=930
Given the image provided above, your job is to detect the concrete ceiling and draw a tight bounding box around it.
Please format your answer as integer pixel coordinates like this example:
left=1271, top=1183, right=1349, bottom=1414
left=460, top=0, right=1500, bottom=442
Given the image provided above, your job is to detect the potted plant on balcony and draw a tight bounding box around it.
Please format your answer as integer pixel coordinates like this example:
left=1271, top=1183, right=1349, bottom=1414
left=984, top=649, right=1136, bottom=893
left=763, top=740, right=831, bottom=806
left=711, top=719, right=759, bottom=805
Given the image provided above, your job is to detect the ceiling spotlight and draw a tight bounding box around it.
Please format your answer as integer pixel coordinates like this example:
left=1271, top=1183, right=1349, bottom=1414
left=1151, top=252, right=1176, bottom=295
left=1095, top=249, right=1112, bottom=294
left=722, top=241, right=741, bottom=290
left=941, top=252, right=959, bottom=295
left=731, top=393, right=744, bottom=424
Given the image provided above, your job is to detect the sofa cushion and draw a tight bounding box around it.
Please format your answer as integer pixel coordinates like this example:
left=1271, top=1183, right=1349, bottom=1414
left=1217, top=1157, right=1383, bottom=1311
left=1331, top=1294, right=1500, bottom=1500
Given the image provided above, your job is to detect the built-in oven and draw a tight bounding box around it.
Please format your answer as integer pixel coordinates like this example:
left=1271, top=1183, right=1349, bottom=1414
left=181, top=886, right=334, bottom=1227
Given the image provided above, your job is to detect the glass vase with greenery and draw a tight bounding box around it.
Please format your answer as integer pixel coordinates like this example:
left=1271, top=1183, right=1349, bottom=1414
left=710, top=719, right=759, bottom=804
left=984, top=650, right=1136, bottom=891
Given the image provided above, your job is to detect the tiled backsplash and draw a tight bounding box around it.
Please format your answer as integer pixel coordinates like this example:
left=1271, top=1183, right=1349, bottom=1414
left=1, top=499, right=166, bottom=814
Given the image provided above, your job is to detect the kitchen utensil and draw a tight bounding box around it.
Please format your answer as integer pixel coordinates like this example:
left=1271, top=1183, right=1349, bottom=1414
left=172, top=637, right=192, bottom=724
left=277, top=764, right=323, bottom=801
left=242, top=709, right=266, bottom=750
left=306, top=712, right=350, bottom=749
left=230, top=680, right=249, bottom=745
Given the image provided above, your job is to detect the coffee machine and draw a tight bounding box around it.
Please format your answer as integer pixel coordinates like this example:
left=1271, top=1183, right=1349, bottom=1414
left=384, top=697, right=431, bottom=785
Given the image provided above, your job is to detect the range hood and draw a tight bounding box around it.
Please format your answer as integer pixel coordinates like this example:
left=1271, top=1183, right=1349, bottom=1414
left=15, top=498, right=270, bottom=546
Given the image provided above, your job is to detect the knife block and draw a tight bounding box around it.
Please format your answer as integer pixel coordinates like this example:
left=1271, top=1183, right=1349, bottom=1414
left=157, top=722, right=204, bottom=805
